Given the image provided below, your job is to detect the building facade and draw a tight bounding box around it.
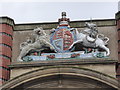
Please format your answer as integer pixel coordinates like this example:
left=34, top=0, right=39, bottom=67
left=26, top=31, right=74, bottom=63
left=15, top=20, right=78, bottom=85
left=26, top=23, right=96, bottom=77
left=0, top=11, right=120, bottom=89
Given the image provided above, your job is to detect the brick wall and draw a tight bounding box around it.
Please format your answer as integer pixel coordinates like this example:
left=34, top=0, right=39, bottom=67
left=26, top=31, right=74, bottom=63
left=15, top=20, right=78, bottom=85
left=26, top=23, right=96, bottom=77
left=0, top=17, right=14, bottom=85
left=116, top=11, right=120, bottom=82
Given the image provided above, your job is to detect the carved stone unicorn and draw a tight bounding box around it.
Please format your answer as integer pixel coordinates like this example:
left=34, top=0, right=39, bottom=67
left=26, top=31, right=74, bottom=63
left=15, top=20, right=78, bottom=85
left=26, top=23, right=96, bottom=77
left=69, top=22, right=110, bottom=56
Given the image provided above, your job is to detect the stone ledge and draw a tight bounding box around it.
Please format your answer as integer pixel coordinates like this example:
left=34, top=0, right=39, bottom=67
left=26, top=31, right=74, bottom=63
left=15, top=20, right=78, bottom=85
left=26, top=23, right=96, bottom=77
left=0, top=17, right=15, bottom=27
left=9, top=58, right=117, bottom=68
left=14, top=19, right=116, bottom=30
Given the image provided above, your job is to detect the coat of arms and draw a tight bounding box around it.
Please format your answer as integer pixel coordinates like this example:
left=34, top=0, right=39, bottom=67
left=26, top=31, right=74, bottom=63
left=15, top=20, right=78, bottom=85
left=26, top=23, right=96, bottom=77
left=17, top=12, right=110, bottom=62
left=50, top=27, right=76, bottom=53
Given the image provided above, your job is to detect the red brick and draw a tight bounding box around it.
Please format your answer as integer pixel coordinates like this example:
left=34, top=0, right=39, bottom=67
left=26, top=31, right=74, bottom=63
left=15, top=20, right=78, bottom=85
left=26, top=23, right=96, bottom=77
left=0, top=52, right=12, bottom=58
left=0, top=80, right=3, bottom=86
left=0, top=44, right=12, bottom=57
left=117, top=20, right=120, bottom=29
left=1, top=35, right=12, bottom=46
left=118, top=43, right=120, bottom=52
left=1, top=34, right=12, bottom=40
left=0, top=48, right=12, bottom=59
left=0, top=36, right=2, bottom=44
left=0, top=24, right=13, bottom=85
left=0, top=40, right=12, bottom=47
left=2, top=46, right=12, bottom=55
left=0, top=24, right=13, bottom=35
left=118, top=31, right=120, bottom=40
left=118, top=54, right=120, bottom=62
left=0, top=46, right=2, bottom=52
left=0, top=68, right=10, bottom=80
left=0, top=45, right=11, bottom=51
left=1, top=49, right=12, bottom=57
left=116, top=65, right=120, bottom=75
left=0, top=57, right=11, bottom=68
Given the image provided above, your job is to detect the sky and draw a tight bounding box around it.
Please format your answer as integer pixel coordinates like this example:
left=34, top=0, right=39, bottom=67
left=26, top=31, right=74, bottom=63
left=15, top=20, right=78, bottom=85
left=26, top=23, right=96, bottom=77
left=0, top=0, right=119, bottom=24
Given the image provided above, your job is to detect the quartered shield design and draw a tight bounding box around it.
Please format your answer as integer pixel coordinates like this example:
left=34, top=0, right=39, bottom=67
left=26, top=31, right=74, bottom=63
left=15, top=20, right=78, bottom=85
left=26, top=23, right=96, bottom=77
left=50, top=26, right=76, bottom=53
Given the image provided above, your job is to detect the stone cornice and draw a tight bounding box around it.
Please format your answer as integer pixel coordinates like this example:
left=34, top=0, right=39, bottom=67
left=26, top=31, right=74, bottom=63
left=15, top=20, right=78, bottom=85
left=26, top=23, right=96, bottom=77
left=14, top=19, right=116, bottom=31
left=9, top=58, right=117, bottom=68
left=0, top=17, right=15, bottom=27
left=0, top=17, right=116, bottom=31
left=116, top=11, right=120, bottom=20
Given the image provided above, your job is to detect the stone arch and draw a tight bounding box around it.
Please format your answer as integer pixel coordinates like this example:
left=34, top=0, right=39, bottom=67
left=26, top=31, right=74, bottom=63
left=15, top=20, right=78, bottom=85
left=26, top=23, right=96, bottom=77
left=1, top=66, right=118, bottom=89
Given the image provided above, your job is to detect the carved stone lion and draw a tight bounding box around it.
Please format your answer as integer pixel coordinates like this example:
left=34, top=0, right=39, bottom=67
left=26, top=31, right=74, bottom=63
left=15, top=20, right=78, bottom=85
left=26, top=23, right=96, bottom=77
left=17, top=27, right=55, bottom=61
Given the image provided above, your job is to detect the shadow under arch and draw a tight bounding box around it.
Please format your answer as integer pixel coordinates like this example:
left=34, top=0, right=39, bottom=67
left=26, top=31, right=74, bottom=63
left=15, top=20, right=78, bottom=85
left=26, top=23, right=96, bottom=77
left=1, top=66, right=118, bottom=89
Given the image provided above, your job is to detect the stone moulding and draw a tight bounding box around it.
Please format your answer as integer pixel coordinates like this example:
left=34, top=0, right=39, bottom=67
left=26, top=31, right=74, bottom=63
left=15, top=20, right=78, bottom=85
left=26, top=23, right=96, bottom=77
left=0, top=17, right=15, bottom=27
left=1, top=66, right=118, bottom=89
left=14, top=19, right=116, bottom=31
left=9, top=58, right=117, bottom=68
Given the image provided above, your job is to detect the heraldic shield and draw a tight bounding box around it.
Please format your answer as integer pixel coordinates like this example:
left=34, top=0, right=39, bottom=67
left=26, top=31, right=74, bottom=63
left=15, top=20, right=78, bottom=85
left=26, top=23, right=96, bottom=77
left=50, top=26, right=76, bottom=53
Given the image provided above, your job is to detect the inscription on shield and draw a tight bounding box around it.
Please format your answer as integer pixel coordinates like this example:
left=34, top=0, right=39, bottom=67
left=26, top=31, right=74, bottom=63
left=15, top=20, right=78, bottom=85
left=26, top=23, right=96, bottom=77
left=51, top=28, right=74, bottom=52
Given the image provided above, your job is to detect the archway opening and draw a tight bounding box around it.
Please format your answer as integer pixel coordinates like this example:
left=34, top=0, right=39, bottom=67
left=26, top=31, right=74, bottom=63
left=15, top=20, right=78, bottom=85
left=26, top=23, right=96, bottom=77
left=12, top=74, right=117, bottom=90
